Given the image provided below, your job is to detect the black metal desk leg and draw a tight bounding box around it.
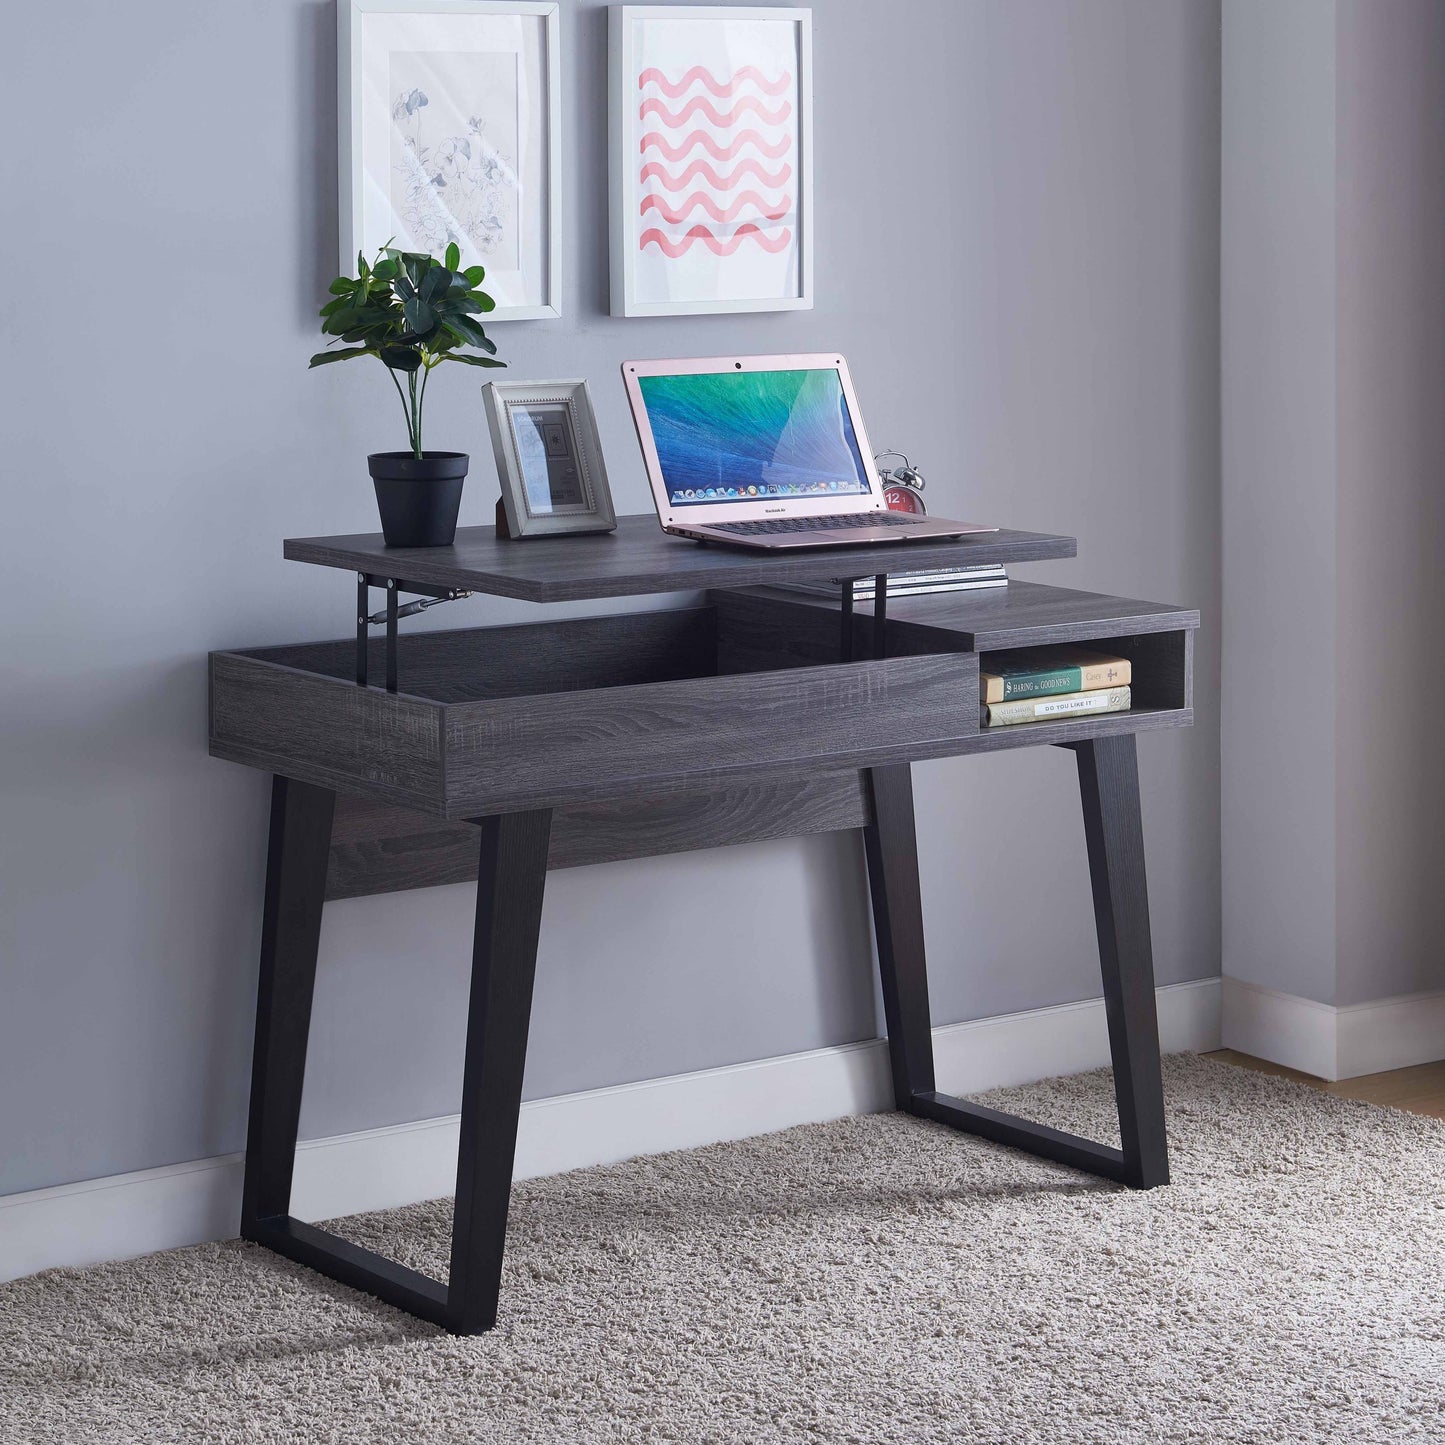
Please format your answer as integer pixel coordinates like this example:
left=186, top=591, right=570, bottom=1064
left=862, top=751, right=1169, bottom=1191
left=448, top=808, right=553, bottom=1334
left=863, top=764, right=936, bottom=1107
left=1074, top=735, right=1170, bottom=1188
left=240, top=776, right=336, bottom=1232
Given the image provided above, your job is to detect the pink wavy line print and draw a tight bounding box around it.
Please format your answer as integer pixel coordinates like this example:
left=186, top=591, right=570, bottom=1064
left=640, top=158, right=793, bottom=192
left=638, top=94, right=793, bottom=128
left=639, top=224, right=794, bottom=257
left=640, top=128, right=792, bottom=162
left=637, top=65, right=792, bottom=99
left=641, top=191, right=793, bottom=225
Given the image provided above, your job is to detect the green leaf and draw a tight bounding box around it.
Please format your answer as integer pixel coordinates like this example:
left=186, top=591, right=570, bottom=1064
left=319, top=296, right=350, bottom=318
left=463, top=265, right=485, bottom=286
left=373, top=258, right=398, bottom=281
left=445, top=241, right=461, bottom=270
left=328, top=277, right=354, bottom=295
left=445, top=353, right=507, bottom=368
left=308, top=346, right=374, bottom=366
left=472, top=290, right=495, bottom=313
left=441, top=314, right=490, bottom=349
left=380, top=344, right=423, bottom=372
left=394, top=273, right=416, bottom=302
left=402, top=297, right=435, bottom=334
left=419, top=267, right=447, bottom=305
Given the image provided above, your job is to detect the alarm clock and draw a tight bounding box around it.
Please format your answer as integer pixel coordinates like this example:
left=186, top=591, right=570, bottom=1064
left=875, top=450, right=928, bottom=515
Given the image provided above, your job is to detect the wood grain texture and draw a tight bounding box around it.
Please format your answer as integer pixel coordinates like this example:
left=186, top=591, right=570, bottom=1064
left=1208, top=1051, right=1445, bottom=1120
left=283, top=515, right=1077, bottom=603
left=324, top=773, right=872, bottom=899
left=729, top=580, right=1196, bottom=649
left=246, top=608, right=718, bottom=704
left=439, top=652, right=979, bottom=817
left=210, top=652, right=445, bottom=812
left=713, top=587, right=1196, bottom=725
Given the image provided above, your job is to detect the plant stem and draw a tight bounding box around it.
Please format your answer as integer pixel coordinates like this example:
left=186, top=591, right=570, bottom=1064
left=407, top=369, right=422, bottom=459
left=417, top=360, right=432, bottom=456
left=384, top=364, right=415, bottom=453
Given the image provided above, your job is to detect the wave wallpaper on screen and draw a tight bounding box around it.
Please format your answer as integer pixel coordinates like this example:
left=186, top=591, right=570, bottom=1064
left=639, top=369, right=870, bottom=504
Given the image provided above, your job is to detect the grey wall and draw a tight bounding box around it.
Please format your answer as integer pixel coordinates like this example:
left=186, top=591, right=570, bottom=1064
left=1335, top=0, right=1445, bottom=1007
left=1220, top=0, right=1339, bottom=1003
left=1221, top=0, right=1445, bottom=1011
left=0, top=0, right=1222, bottom=1197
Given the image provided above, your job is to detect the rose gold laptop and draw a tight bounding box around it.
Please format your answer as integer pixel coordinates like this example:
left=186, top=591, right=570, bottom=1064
left=621, top=353, right=997, bottom=549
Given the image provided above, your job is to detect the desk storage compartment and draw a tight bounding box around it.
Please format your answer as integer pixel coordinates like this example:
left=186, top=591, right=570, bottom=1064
left=714, top=584, right=1197, bottom=748
left=210, top=604, right=979, bottom=818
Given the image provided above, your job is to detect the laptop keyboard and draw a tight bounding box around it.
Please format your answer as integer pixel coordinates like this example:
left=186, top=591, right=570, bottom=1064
left=705, top=512, right=927, bottom=536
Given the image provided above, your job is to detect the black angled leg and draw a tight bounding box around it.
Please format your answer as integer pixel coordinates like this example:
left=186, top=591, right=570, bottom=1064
left=238, top=790, right=552, bottom=1334
left=1074, top=735, right=1169, bottom=1188
left=447, top=807, right=553, bottom=1334
left=863, top=744, right=1170, bottom=1191
left=240, top=775, right=335, bottom=1232
left=863, top=764, right=936, bottom=1107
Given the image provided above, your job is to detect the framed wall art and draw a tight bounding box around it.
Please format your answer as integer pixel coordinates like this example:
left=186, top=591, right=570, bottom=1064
left=339, top=0, right=561, bottom=320
left=608, top=5, right=813, bottom=317
left=482, top=381, right=618, bottom=538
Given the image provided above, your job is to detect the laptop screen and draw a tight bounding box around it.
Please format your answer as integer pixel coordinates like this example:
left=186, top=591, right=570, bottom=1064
left=637, top=367, right=873, bottom=507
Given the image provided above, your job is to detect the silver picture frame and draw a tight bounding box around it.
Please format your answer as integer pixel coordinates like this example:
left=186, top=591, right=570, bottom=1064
left=482, top=381, right=618, bottom=538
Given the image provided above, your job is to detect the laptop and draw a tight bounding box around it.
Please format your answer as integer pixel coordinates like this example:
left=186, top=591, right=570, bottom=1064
left=621, top=353, right=997, bottom=549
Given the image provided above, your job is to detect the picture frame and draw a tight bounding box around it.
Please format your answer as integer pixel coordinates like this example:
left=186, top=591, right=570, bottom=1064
left=482, top=381, right=618, bottom=538
left=339, top=0, right=562, bottom=321
left=608, top=5, right=813, bottom=317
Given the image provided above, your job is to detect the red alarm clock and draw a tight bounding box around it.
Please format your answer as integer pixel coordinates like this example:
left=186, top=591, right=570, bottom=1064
left=875, top=451, right=928, bottom=515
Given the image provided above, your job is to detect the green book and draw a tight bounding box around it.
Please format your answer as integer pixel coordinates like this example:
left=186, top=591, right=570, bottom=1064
left=979, top=648, right=1131, bottom=704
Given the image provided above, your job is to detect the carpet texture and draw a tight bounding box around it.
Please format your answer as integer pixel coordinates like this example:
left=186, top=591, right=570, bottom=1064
left=3, top=1055, right=1444, bottom=1444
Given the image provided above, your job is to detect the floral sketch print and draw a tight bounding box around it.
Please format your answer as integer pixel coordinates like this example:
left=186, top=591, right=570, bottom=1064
left=388, top=51, right=520, bottom=270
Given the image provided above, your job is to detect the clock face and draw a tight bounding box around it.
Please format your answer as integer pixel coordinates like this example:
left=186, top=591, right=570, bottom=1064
left=883, top=483, right=927, bottom=515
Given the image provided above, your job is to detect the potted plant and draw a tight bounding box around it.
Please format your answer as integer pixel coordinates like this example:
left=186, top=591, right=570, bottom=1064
left=310, top=243, right=504, bottom=547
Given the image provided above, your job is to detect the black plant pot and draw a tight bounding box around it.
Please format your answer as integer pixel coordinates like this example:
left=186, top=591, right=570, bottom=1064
left=368, top=451, right=469, bottom=547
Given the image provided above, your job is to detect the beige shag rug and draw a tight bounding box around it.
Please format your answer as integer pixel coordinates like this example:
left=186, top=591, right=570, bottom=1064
left=3, top=1055, right=1444, bottom=1444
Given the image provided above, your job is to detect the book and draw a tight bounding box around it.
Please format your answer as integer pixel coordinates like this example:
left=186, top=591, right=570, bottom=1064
left=979, top=647, right=1131, bottom=704
left=779, top=565, right=1007, bottom=600
left=981, top=685, right=1131, bottom=728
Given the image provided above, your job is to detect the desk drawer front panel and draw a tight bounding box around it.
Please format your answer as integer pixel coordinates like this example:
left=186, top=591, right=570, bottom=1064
left=210, top=654, right=444, bottom=809
left=441, top=652, right=978, bottom=816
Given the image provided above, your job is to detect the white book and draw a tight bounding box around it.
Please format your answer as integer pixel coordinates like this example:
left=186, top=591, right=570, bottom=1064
left=981, top=686, right=1132, bottom=728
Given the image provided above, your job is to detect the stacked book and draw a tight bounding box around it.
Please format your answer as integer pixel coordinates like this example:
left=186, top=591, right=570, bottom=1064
left=779, top=564, right=1008, bottom=600
left=980, top=646, right=1132, bottom=728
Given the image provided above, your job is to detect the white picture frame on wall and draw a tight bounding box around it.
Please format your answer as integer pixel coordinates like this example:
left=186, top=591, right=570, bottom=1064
left=608, top=5, right=813, bottom=317
left=339, top=0, right=561, bottom=321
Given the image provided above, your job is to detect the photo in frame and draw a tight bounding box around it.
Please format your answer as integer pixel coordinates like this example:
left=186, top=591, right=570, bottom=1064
left=339, top=0, right=561, bottom=320
left=483, top=381, right=618, bottom=538
left=608, top=5, right=813, bottom=317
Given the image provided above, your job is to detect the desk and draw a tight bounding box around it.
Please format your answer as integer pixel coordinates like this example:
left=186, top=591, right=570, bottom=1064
left=209, top=517, right=1197, bottom=1334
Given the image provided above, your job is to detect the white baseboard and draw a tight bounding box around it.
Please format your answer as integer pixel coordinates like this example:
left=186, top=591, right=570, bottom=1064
left=0, top=979, right=1220, bottom=1284
left=1222, top=977, right=1445, bottom=1082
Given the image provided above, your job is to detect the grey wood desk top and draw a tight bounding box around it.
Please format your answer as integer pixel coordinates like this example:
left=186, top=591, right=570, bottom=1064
left=742, top=579, right=1199, bottom=650
left=284, top=514, right=1077, bottom=603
